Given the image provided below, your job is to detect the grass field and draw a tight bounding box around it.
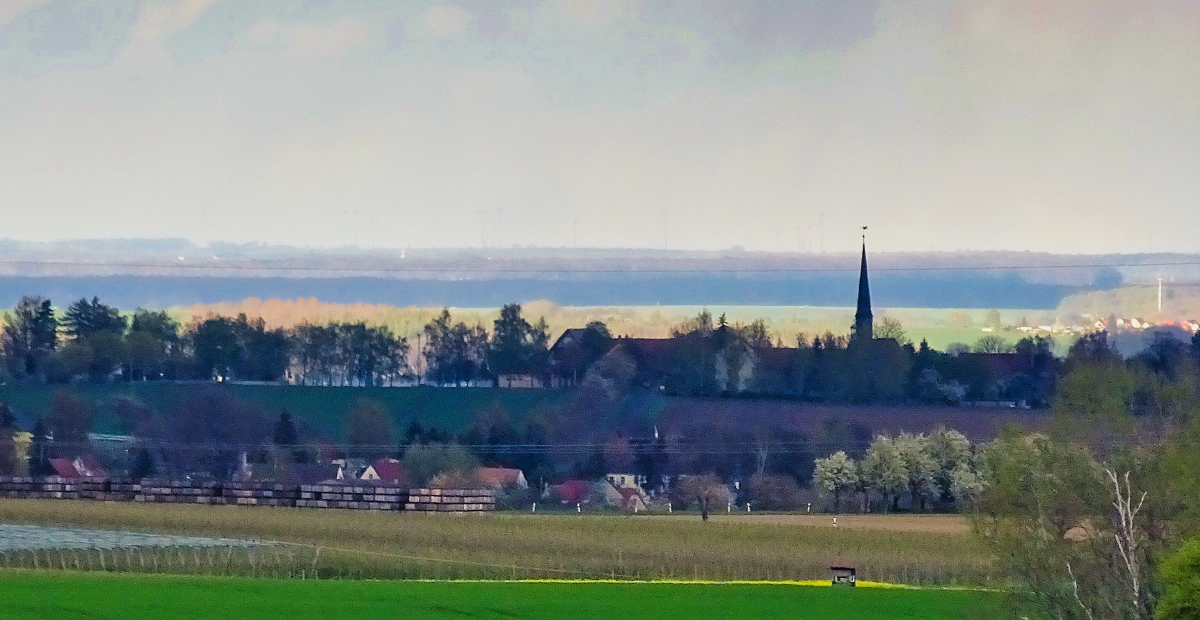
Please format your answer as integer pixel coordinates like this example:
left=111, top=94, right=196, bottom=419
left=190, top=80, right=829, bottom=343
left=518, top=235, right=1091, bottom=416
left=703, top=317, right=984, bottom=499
left=0, top=500, right=990, bottom=585
left=0, top=572, right=1006, bottom=620
left=174, top=299, right=1057, bottom=353
left=0, top=383, right=573, bottom=437
left=0, top=383, right=1046, bottom=442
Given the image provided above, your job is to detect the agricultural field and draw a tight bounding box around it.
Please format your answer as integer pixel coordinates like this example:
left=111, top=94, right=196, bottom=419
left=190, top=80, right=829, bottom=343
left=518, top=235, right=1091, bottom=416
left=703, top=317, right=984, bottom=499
left=0, top=383, right=1046, bottom=442
left=0, top=383, right=573, bottom=438
left=173, top=299, right=1057, bottom=353
left=0, top=572, right=1006, bottom=620
left=0, top=500, right=992, bottom=585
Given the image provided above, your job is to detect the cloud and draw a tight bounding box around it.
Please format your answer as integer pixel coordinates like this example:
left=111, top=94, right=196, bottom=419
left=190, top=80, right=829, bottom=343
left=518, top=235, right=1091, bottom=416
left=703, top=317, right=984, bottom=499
left=283, top=17, right=369, bottom=58
left=245, top=16, right=369, bottom=59
left=244, top=18, right=277, bottom=45
left=120, top=0, right=223, bottom=62
left=424, top=5, right=471, bottom=37
left=553, top=0, right=636, bottom=29
left=0, top=0, right=51, bottom=29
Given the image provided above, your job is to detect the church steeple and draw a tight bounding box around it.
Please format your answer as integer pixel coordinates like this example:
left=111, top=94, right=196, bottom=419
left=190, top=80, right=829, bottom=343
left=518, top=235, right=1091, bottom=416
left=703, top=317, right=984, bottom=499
left=854, top=228, right=873, bottom=340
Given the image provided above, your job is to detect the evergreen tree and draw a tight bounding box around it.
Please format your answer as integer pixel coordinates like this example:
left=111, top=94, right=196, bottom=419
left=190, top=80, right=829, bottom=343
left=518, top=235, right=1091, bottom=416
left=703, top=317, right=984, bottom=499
left=62, top=297, right=126, bottom=339
left=28, top=419, right=51, bottom=476
left=1, top=296, right=57, bottom=380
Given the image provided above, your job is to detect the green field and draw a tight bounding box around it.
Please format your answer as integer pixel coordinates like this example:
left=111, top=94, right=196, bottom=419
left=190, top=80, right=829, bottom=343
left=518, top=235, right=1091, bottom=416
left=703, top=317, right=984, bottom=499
left=0, top=500, right=990, bottom=585
left=0, top=383, right=573, bottom=438
left=0, top=572, right=1004, bottom=620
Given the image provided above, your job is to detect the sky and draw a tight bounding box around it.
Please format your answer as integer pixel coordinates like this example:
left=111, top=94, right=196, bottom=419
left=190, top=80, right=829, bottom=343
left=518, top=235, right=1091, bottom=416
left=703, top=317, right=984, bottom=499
left=0, top=0, right=1197, bottom=254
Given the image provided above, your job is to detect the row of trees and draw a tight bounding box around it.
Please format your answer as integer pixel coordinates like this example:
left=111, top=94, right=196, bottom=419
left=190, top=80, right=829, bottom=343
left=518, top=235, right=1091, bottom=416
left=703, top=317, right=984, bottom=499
left=812, top=429, right=982, bottom=513
left=0, top=297, right=552, bottom=386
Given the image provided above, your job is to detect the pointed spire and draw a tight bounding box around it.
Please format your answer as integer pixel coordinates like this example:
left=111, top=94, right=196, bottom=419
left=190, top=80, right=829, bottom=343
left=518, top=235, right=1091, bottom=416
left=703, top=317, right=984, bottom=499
left=854, top=228, right=873, bottom=340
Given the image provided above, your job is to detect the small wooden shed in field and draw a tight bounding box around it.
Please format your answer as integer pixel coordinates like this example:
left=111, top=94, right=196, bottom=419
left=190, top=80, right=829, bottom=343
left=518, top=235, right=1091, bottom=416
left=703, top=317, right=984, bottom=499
left=830, top=565, right=856, bottom=587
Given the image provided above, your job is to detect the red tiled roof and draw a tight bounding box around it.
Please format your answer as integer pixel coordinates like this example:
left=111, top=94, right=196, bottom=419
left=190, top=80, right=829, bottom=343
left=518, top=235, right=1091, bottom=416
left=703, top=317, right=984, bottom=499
left=551, top=480, right=592, bottom=504
left=48, top=458, right=77, bottom=478
left=477, top=467, right=522, bottom=488
left=74, top=455, right=108, bottom=479
left=366, top=458, right=406, bottom=485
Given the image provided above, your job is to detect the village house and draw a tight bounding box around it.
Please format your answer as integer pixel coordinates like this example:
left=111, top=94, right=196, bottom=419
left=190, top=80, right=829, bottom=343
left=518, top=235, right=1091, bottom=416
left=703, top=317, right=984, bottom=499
left=360, top=458, right=407, bottom=485
left=48, top=455, right=108, bottom=479
left=476, top=467, right=528, bottom=490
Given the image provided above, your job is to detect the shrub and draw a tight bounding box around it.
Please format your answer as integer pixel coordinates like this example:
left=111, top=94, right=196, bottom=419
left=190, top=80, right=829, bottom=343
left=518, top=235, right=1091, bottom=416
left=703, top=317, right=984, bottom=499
left=401, top=444, right=478, bottom=487
left=747, top=474, right=803, bottom=511
left=1159, top=538, right=1200, bottom=620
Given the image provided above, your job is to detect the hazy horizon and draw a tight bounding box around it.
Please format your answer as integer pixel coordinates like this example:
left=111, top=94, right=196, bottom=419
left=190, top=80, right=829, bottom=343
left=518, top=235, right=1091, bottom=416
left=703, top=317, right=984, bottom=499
left=3, top=1, right=1197, bottom=254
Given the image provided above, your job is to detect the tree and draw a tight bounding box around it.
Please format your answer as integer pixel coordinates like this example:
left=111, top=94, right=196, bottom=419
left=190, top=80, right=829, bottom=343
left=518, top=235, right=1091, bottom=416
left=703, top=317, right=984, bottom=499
left=812, top=451, right=858, bottom=512
left=46, top=390, right=94, bottom=452
left=861, top=435, right=908, bottom=512
left=1068, top=331, right=1120, bottom=367
left=28, top=419, right=51, bottom=476
left=972, top=433, right=1157, bottom=620
left=926, top=427, right=972, bottom=503
left=345, top=400, right=395, bottom=458
left=423, top=309, right=490, bottom=386
left=894, top=432, right=938, bottom=511
left=983, top=309, right=1003, bottom=331
left=164, top=386, right=269, bottom=480
left=127, top=309, right=182, bottom=380
left=1, top=296, right=57, bottom=380
left=401, top=443, right=478, bottom=487
left=674, top=473, right=731, bottom=521
left=189, top=317, right=242, bottom=381
left=740, top=319, right=773, bottom=349
left=273, top=410, right=299, bottom=446
left=488, top=304, right=550, bottom=377
left=747, top=474, right=802, bottom=510
left=62, top=297, right=126, bottom=339
left=1158, top=538, right=1200, bottom=620
left=874, top=317, right=908, bottom=344
left=233, top=314, right=290, bottom=382
left=0, top=403, right=17, bottom=475
left=972, top=335, right=1014, bottom=354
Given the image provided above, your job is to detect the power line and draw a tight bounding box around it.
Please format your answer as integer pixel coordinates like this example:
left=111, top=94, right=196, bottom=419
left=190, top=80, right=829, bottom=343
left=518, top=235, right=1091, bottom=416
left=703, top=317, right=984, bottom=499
left=0, top=259, right=1196, bottom=275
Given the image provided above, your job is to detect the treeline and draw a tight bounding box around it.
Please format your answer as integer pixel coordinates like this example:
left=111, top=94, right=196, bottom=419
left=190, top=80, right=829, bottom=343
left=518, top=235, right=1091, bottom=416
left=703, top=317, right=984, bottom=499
left=598, top=310, right=1063, bottom=405
left=962, top=332, right=1200, bottom=620
left=0, top=296, right=549, bottom=386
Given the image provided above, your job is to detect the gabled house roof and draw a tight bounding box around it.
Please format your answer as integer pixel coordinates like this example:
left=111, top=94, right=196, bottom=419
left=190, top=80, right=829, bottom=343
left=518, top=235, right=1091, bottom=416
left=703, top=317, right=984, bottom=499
left=73, top=455, right=108, bottom=479
left=47, top=455, right=108, bottom=479
left=288, top=463, right=344, bottom=485
left=361, top=458, right=406, bottom=485
left=477, top=467, right=527, bottom=489
left=48, top=458, right=78, bottom=478
left=550, top=480, right=592, bottom=504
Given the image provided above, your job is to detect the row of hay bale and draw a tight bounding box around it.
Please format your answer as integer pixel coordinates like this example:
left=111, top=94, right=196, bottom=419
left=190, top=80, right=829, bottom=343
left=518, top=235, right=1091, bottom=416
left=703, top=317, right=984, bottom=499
left=0, top=476, right=493, bottom=513
left=406, top=488, right=496, bottom=513
left=0, top=476, right=139, bottom=501
left=297, top=483, right=407, bottom=510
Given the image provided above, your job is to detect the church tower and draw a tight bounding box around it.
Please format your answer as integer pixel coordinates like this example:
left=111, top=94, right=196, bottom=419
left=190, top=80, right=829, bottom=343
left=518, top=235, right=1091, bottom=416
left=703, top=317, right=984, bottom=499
left=853, top=229, right=873, bottom=341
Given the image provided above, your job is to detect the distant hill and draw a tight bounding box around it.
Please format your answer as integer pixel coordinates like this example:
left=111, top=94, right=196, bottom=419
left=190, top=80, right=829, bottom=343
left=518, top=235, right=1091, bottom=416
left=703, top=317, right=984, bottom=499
left=1, top=241, right=1197, bottom=310
left=0, top=273, right=1070, bottom=310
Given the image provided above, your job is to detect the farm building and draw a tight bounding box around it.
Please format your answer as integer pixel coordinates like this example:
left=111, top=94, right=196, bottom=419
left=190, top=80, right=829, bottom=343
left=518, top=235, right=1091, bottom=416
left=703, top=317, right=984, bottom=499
left=477, top=467, right=528, bottom=489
